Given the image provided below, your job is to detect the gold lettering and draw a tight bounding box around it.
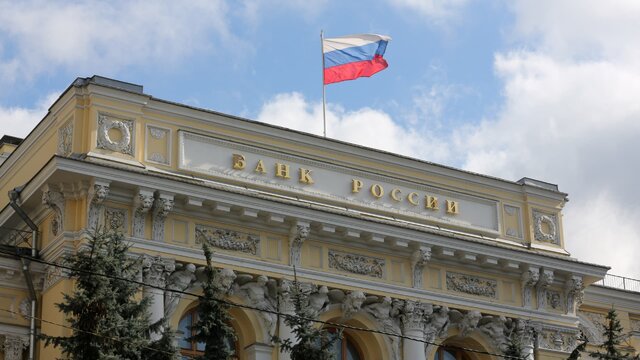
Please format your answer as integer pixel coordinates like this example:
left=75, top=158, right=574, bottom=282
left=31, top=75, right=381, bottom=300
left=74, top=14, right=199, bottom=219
left=232, top=154, right=246, bottom=170
left=352, top=179, right=364, bottom=193
left=299, top=168, right=314, bottom=184
left=275, top=163, right=290, bottom=179
left=254, top=160, right=266, bottom=174
left=446, top=200, right=459, bottom=214
left=425, top=196, right=439, bottom=210
left=390, top=188, right=402, bottom=201
left=407, top=192, right=419, bottom=206
left=370, top=184, right=384, bottom=198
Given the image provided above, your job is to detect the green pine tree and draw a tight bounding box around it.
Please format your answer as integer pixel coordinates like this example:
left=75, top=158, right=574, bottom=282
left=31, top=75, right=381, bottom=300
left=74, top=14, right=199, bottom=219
left=274, top=272, right=341, bottom=360
left=589, top=309, right=638, bottom=360
left=503, top=328, right=524, bottom=359
left=43, top=229, right=178, bottom=360
left=567, top=332, right=588, bottom=360
left=189, top=242, right=237, bottom=360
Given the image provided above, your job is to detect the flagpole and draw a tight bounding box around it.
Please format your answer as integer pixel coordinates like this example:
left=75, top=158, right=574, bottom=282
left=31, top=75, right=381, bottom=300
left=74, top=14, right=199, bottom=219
left=320, top=30, right=327, bottom=138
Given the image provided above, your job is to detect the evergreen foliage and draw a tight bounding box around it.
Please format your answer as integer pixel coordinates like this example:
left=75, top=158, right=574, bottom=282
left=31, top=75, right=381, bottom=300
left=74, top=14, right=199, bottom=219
left=503, top=327, right=524, bottom=359
left=43, top=229, right=178, bottom=360
left=567, top=332, right=588, bottom=360
left=274, top=272, right=341, bottom=360
left=189, top=242, right=237, bottom=360
left=589, top=309, right=639, bottom=360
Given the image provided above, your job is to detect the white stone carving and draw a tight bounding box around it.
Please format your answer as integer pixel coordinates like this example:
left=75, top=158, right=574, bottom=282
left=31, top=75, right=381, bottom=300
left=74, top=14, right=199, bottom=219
left=521, top=267, right=539, bottom=309
left=149, top=152, right=167, bottom=164
left=328, top=250, right=385, bottom=278
left=458, top=310, right=482, bottom=337
left=3, top=334, right=29, bottom=360
left=151, top=196, right=174, bottom=241
left=149, top=127, right=167, bottom=139
left=342, top=290, right=366, bottom=319
left=424, top=304, right=447, bottom=342
left=18, top=298, right=31, bottom=319
left=289, top=223, right=310, bottom=267
left=133, top=189, right=154, bottom=238
left=631, top=319, right=640, bottom=333
left=307, top=285, right=330, bottom=318
left=57, top=120, right=73, bottom=156
left=364, top=296, right=402, bottom=360
left=446, top=272, right=497, bottom=298
left=536, top=269, right=554, bottom=311
left=87, top=181, right=110, bottom=231
left=238, top=275, right=276, bottom=336
left=546, top=290, right=562, bottom=310
left=105, top=207, right=127, bottom=232
left=537, top=327, right=579, bottom=353
left=164, top=263, right=196, bottom=320
left=43, top=263, right=66, bottom=291
left=42, top=186, right=64, bottom=236
left=142, top=255, right=175, bottom=288
left=578, top=311, right=606, bottom=344
left=533, top=210, right=559, bottom=244
left=195, top=224, right=260, bottom=255
left=478, top=315, right=508, bottom=350
left=565, top=275, right=584, bottom=315
left=97, top=114, right=134, bottom=155
left=411, top=247, right=431, bottom=289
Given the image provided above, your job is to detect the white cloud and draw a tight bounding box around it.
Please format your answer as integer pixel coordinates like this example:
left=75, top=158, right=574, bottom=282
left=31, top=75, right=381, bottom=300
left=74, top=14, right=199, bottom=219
left=0, top=0, right=236, bottom=85
left=255, top=92, right=451, bottom=163
left=239, top=0, right=327, bottom=26
left=0, top=92, right=59, bottom=138
left=387, top=0, right=469, bottom=22
left=451, top=1, right=640, bottom=277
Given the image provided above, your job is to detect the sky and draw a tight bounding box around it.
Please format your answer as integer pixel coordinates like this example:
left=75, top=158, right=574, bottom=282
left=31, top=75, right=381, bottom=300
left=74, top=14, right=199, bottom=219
left=1, top=0, right=639, bottom=278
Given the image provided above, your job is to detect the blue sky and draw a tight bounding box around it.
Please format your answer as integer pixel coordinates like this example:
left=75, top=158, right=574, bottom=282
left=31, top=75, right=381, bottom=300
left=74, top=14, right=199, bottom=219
left=2, top=0, right=640, bottom=278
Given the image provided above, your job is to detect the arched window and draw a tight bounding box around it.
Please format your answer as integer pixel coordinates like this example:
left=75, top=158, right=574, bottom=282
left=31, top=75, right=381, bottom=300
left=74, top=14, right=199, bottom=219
left=433, top=347, right=472, bottom=360
left=178, top=308, right=238, bottom=359
left=327, top=328, right=362, bottom=360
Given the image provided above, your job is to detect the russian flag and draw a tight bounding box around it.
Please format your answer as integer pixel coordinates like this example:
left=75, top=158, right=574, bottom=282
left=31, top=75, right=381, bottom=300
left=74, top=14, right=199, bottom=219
left=323, top=34, right=391, bottom=85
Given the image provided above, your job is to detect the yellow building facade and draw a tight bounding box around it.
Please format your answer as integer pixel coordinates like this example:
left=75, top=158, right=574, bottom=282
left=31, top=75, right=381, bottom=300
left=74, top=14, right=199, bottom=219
left=0, top=76, right=638, bottom=360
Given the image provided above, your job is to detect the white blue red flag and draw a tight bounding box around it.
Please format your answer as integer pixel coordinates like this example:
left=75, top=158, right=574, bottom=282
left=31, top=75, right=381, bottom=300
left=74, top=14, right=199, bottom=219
left=322, top=34, right=391, bottom=85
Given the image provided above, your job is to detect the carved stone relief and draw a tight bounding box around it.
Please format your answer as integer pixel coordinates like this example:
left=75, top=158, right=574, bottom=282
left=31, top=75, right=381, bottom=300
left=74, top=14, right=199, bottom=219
left=42, top=187, right=64, bottom=236
left=57, top=120, right=73, bottom=156
left=133, top=190, right=154, bottom=238
left=151, top=196, right=174, bottom=241
left=546, top=290, right=562, bottom=310
left=87, top=182, right=110, bottom=231
left=532, top=210, right=559, bottom=244
left=18, top=298, right=31, bottom=319
left=97, top=114, right=134, bottom=155
left=565, top=275, right=584, bottom=315
left=446, top=272, right=497, bottom=299
left=195, top=224, right=260, bottom=255
left=537, top=328, right=579, bottom=353
left=630, top=319, right=640, bottom=333
left=149, top=153, right=168, bottom=164
left=289, top=223, right=310, bottom=267
left=2, top=334, right=29, bottom=360
left=578, top=310, right=606, bottom=344
left=536, top=269, right=554, bottom=311
left=328, top=250, right=384, bottom=278
left=149, top=127, right=167, bottom=139
left=521, top=267, right=539, bottom=309
left=411, top=247, right=431, bottom=289
left=105, top=207, right=127, bottom=232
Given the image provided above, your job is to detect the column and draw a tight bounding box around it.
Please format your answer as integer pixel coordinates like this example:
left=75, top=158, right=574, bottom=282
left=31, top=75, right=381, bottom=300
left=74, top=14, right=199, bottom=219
left=143, top=255, right=175, bottom=340
left=277, top=280, right=296, bottom=360
left=402, top=301, right=427, bottom=360
left=3, top=334, right=28, bottom=360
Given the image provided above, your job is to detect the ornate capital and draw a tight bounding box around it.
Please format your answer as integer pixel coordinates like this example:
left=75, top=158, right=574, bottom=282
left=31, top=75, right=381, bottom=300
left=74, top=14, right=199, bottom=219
left=3, top=334, right=29, bottom=360
left=401, top=300, right=432, bottom=335
left=142, top=255, right=175, bottom=288
left=151, top=195, right=174, bottom=241
left=411, top=247, right=431, bottom=289
left=289, top=222, right=310, bottom=267
left=42, top=185, right=65, bottom=236
left=521, top=267, right=539, bottom=309
left=536, top=269, right=554, bottom=310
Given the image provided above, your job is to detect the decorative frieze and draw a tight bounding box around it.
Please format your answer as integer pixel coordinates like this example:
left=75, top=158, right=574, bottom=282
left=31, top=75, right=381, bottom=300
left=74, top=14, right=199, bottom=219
left=578, top=310, right=606, bottom=344
left=446, top=272, right=497, bottom=299
left=97, top=114, right=134, bottom=155
left=533, top=210, right=559, bottom=244
left=328, top=250, right=385, bottom=278
left=195, top=224, right=260, bottom=255
left=630, top=319, right=640, bottom=334
left=411, top=247, right=431, bottom=289
left=289, top=222, right=310, bottom=267
left=57, top=120, right=73, bottom=156
left=537, top=327, right=579, bottom=353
